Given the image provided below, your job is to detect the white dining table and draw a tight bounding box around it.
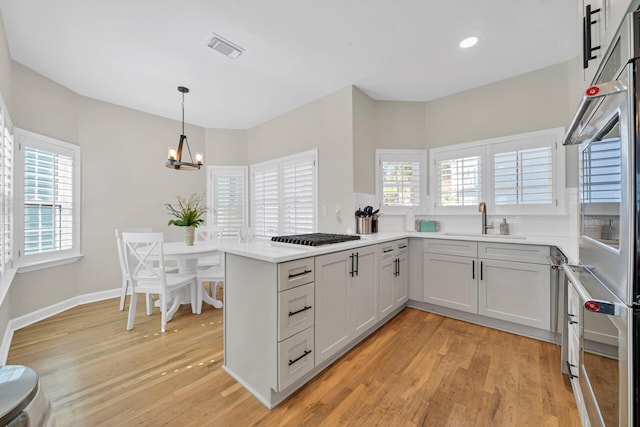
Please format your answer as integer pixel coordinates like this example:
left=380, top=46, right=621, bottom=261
left=159, top=240, right=225, bottom=311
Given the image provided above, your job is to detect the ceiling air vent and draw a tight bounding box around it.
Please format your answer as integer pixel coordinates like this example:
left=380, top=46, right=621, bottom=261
left=206, top=33, right=244, bottom=59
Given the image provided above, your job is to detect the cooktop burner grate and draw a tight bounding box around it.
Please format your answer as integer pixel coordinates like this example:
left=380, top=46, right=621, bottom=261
left=271, top=233, right=361, bottom=246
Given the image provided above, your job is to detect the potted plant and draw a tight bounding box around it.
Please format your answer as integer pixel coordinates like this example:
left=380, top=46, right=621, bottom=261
left=165, top=193, right=208, bottom=246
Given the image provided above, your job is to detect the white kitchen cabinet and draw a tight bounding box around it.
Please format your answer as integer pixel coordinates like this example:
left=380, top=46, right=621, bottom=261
left=423, top=252, right=478, bottom=313
left=315, top=245, right=378, bottom=365
left=378, top=242, right=396, bottom=318
left=566, top=277, right=588, bottom=425
left=351, top=245, right=379, bottom=338
left=423, top=240, right=478, bottom=313
left=394, top=240, right=409, bottom=307
left=478, top=258, right=551, bottom=330
left=378, top=239, right=409, bottom=318
left=423, top=239, right=552, bottom=330
left=478, top=242, right=551, bottom=330
left=580, top=0, right=634, bottom=87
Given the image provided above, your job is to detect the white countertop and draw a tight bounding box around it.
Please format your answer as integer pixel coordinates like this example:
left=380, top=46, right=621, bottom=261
left=218, top=231, right=578, bottom=264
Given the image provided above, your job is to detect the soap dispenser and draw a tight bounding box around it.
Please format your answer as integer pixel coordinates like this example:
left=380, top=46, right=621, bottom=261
left=500, top=218, right=509, bottom=235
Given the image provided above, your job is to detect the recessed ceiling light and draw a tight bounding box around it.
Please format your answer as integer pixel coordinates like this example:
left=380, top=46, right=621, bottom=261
left=459, top=37, right=478, bottom=48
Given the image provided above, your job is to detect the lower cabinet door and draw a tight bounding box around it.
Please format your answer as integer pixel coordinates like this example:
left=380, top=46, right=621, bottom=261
left=478, top=259, right=550, bottom=330
left=277, top=327, right=315, bottom=391
left=393, top=252, right=408, bottom=307
left=423, top=253, right=477, bottom=313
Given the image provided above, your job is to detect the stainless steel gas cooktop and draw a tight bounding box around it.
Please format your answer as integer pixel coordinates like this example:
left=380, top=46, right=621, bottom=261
left=271, top=233, right=360, bottom=246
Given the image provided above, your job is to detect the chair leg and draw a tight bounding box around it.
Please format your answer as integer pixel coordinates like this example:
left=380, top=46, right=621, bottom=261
left=160, top=294, right=166, bottom=333
left=127, top=292, right=137, bottom=330
left=119, top=278, right=128, bottom=311
left=145, top=293, right=153, bottom=315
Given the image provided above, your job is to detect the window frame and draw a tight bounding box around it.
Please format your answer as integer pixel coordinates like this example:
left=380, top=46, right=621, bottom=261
left=206, top=165, right=249, bottom=236
left=250, top=149, right=318, bottom=239
left=0, top=94, right=15, bottom=302
left=375, top=149, right=428, bottom=215
left=430, top=127, right=565, bottom=215
left=14, top=128, right=82, bottom=272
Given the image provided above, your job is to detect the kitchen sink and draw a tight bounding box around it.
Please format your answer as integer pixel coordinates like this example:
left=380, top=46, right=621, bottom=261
left=442, top=232, right=527, bottom=240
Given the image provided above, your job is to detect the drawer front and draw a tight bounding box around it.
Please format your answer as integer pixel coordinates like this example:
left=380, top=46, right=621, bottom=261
left=478, top=242, right=549, bottom=264
left=395, top=239, right=409, bottom=254
left=278, top=257, right=315, bottom=291
left=278, top=327, right=315, bottom=391
left=378, top=242, right=395, bottom=261
left=278, top=282, right=315, bottom=341
left=423, top=239, right=477, bottom=257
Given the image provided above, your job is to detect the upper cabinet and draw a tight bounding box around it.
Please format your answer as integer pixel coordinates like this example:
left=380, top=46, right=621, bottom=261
left=580, top=0, right=634, bottom=87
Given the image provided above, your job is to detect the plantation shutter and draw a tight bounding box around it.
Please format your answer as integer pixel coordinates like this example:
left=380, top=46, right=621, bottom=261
left=0, top=106, right=12, bottom=274
left=492, top=133, right=555, bottom=207
left=24, top=146, right=74, bottom=255
left=436, top=153, right=482, bottom=207
left=252, top=165, right=279, bottom=238
left=210, top=167, right=247, bottom=236
left=281, top=156, right=315, bottom=234
left=380, top=155, right=421, bottom=207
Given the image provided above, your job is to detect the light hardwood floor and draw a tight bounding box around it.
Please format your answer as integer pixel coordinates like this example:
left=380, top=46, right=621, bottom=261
left=7, top=299, right=581, bottom=426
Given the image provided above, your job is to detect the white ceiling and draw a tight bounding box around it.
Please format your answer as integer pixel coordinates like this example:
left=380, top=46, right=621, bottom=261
left=0, top=0, right=579, bottom=130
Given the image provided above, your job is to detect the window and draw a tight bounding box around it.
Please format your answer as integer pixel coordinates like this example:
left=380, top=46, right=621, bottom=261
left=207, top=166, right=248, bottom=236
left=251, top=150, right=317, bottom=239
left=494, top=147, right=553, bottom=206
left=15, top=129, right=81, bottom=269
left=431, top=127, right=564, bottom=215
left=375, top=150, right=427, bottom=214
left=436, top=153, right=482, bottom=208
left=432, top=146, right=483, bottom=212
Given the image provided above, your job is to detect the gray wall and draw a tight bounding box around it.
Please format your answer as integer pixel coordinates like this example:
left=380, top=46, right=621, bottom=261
left=247, top=86, right=354, bottom=233
left=351, top=60, right=581, bottom=191
left=8, top=63, right=211, bottom=318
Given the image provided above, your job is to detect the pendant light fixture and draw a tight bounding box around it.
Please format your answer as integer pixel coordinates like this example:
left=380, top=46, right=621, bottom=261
left=166, top=86, right=203, bottom=170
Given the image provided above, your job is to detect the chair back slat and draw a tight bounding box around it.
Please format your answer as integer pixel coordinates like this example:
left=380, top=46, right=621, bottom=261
left=122, top=232, right=167, bottom=292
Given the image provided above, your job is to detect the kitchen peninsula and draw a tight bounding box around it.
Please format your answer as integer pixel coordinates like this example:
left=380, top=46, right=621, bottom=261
left=219, top=232, right=576, bottom=408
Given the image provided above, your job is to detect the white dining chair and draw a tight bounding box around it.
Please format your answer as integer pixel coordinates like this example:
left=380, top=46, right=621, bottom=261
left=115, top=228, right=153, bottom=313
left=195, top=225, right=224, bottom=269
left=122, top=232, right=197, bottom=333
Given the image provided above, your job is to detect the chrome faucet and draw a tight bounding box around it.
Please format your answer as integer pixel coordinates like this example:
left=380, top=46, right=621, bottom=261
left=478, top=202, right=493, bottom=234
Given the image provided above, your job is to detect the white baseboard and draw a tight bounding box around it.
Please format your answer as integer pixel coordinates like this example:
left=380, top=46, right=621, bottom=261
left=0, top=288, right=121, bottom=365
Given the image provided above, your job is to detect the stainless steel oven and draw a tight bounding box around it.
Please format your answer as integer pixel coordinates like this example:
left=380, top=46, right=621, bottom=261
left=563, top=8, right=640, bottom=427
left=565, top=265, right=631, bottom=426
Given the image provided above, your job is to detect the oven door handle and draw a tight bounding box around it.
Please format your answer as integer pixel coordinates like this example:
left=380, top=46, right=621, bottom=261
left=562, top=80, right=627, bottom=146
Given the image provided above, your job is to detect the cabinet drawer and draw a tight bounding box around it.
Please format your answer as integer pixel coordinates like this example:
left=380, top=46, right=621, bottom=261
left=423, top=239, right=477, bottom=257
left=278, top=257, right=315, bottom=291
left=278, top=282, right=315, bottom=341
left=395, top=239, right=409, bottom=254
left=478, top=242, right=549, bottom=264
left=277, top=327, right=314, bottom=391
left=379, top=242, right=395, bottom=260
